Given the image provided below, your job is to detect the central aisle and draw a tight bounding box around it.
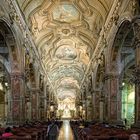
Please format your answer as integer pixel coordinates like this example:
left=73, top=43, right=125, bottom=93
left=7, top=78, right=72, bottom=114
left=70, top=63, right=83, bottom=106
left=58, top=120, right=74, bottom=140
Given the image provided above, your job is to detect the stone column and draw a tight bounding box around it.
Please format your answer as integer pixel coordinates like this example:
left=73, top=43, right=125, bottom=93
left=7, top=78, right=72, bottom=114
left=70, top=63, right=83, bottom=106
left=132, top=19, right=140, bottom=127
left=85, top=95, right=92, bottom=121
left=39, top=95, right=45, bottom=120
left=30, top=89, right=39, bottom=120
left=104, top=73, right=122, bottom=124
left=92, top=90, right=100, bottom=121
left=84, top=93, right=88, bottom=120
left=82, top=99, right=86, bottom=120
left=90, top=91, right=94, bottom=120
left=45, top=86, right=49, bottom=120
left=25, top=91, right=32, bottom=121
left=85, top=75, right=93, bottom=121
left=99, top=92, right=105, bottom=122
left=133, top=66, right=140, bottom=126
left=44, top=86, right=47, bottom=120
left=84, top=80, right=92, bottom=121
left=7, top=72, right=25, bottom=125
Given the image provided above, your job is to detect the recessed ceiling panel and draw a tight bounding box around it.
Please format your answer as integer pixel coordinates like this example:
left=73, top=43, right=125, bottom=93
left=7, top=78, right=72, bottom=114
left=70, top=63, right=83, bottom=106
left=58, top=77, right=80, bottom=89
left=48, top=65, right=83, bottom=80
left=55, top=45, right=77, bottom=60
left=57, top=87, right=76, bottom=101
left=52, top=4, right=80, bottom=23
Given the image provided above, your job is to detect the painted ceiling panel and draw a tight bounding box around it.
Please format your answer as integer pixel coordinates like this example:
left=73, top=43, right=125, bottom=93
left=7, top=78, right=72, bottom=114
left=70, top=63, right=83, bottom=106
left=57, top=77, right=80, bottom=89
left=48, top=65, right=84, bottom=83
left=52, top=4, right=80, bottom=23
left=57, top=88, right=76, bottom=100
left=55, top=45, right=77, bottom=60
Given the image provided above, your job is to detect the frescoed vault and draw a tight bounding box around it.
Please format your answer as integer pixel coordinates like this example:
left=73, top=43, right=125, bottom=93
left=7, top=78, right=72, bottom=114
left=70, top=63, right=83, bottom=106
left=16, top=0, right=113, bottom=103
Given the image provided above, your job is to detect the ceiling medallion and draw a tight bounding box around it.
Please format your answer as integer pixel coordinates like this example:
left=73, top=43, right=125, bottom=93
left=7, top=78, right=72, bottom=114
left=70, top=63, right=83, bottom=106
left=56, top=25, right=75, bottom=36
left=62, top=29, right=70, bottom=35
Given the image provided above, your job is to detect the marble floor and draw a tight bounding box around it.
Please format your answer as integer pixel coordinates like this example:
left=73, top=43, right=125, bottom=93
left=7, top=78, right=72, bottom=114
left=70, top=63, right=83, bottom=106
left=58, top=120, right=74, bottom=140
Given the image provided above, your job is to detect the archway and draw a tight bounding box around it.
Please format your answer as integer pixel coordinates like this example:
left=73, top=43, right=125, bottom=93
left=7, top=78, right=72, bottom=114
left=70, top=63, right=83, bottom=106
left=0, top=26, right=11, bottom=125
left=111, top=20, right=135, bottom=126
left=121, top=59, right=135, bottom=126
left=0, top=62, right=9, bottom=125
left=94, top=53, right=105, bottom=122
left=0, top=19, right=23, bottom=124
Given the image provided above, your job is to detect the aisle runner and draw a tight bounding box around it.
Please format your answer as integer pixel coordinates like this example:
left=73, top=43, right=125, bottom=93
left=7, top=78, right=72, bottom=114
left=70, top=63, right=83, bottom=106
left=58, top=120, right=74, bottom=140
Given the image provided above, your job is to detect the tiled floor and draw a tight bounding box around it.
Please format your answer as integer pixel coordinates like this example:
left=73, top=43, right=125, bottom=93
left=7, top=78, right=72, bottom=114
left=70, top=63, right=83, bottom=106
left=58, top=120, right=74, bottom=140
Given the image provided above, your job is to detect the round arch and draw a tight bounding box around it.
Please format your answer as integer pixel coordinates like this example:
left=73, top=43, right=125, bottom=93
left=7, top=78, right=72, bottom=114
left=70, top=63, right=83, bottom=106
left=109, top=20, right=135, bottom=127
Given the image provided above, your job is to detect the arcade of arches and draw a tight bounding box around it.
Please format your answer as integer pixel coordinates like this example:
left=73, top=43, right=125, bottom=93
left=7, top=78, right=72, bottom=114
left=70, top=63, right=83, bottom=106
left=0, top=0, right=139, bottom=128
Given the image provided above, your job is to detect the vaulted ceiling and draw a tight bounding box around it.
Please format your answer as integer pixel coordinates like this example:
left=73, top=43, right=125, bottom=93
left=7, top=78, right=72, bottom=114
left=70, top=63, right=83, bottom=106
left=17, top=0, right=114, bottom=102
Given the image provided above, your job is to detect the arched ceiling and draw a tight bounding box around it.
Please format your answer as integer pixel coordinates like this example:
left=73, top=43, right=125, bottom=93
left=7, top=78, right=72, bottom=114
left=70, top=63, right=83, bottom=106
left=16, top=0, right=114, bottom=102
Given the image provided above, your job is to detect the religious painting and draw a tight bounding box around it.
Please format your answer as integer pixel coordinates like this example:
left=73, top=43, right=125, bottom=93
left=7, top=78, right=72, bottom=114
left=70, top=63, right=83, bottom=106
left=59, top=77, right=79, bottom=89
left=55, top=45, right=77, bottom=60
left=52, top=4, right=80, bottom=23
left=49, top=66, right=83, bottom=82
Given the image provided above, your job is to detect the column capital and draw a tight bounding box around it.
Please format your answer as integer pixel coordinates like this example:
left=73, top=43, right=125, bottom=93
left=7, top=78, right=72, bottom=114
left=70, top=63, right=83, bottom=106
left=10, top=72, right=25, bottom=79
left=132, top=21, right=140, bottom=48
left=131, top=66, right=140, bottom=85
left=133, top=39, right=140, bottom=49
left=103, top=73, right=120, bottom=80
left=28, top=88, right=40, bottom=92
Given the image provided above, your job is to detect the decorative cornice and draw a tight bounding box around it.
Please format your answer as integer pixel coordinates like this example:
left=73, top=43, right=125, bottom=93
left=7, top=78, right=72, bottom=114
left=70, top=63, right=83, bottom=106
left=103, top=0, right=121, bottom=35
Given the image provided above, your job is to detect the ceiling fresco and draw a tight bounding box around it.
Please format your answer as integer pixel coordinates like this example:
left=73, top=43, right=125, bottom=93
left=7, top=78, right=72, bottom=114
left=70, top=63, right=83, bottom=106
left=55, top=45, right=77, bottom=60
left=17, top=0, right=113, bottom=102
left=52, top=4, right=80, bottom=23
left=57, top=77, right=80, bottom=89
left=57, top=88, right=76, bottom=101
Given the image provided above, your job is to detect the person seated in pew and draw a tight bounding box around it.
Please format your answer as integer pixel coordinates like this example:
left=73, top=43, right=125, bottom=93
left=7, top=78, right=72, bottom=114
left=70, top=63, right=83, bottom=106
left=2, top=127, right=13, bottom=137
left=81, top=122, right=91, bottom=134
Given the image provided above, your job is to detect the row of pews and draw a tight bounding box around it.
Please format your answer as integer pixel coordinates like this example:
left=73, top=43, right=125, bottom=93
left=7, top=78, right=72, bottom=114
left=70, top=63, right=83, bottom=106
left=0, top=121, right=62, bottom=140
left=70, top=121, right=140, bottom=140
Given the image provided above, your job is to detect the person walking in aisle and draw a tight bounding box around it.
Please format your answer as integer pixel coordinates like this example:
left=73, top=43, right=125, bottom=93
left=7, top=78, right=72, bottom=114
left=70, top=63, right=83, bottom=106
left=47, top=119, right=59, bottom=140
